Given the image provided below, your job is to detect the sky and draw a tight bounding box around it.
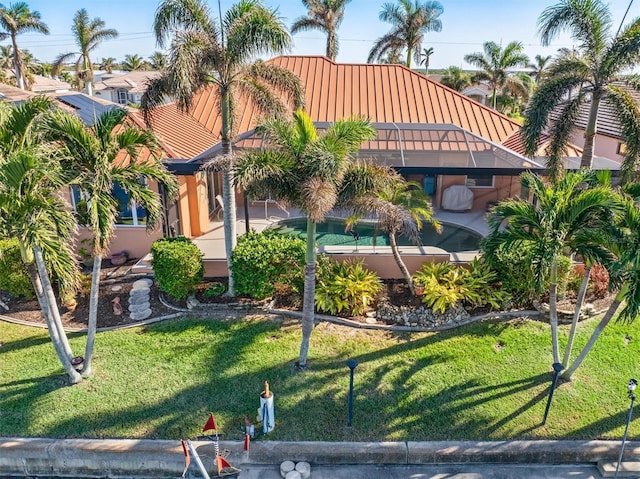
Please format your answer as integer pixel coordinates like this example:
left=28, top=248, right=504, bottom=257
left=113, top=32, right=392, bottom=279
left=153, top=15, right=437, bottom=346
left=11, top=0, right=640, bottom=70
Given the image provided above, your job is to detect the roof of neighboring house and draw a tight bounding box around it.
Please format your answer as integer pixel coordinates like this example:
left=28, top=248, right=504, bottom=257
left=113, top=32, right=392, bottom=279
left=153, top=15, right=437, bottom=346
left=54, top=92, right=121, bottom=126
left=94, top=71, right=162, bottom=94
left=0, top=82, right=37, bottom=102
left=30, top=74, right=72, bottom=93
left=151, top=56, right=524, bottom=159
left=549, top=81, right=640, bottom=141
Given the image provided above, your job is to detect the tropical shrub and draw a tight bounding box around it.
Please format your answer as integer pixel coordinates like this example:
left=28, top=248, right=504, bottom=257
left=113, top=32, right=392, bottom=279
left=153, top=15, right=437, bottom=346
left=0, top=238, right=33, bottom=299
left=203, top=282, right=226, bottom=298
left=413, top=259, right=509, bottom=313
left=587, top=263, right=610, bottom=299
left=231, top=230, right=306, bottom=299
left=151, top=236, right=204, bottom=300
left=555, top=255, right=574, bottom=298
left=315, top=259, right=382, bottom=316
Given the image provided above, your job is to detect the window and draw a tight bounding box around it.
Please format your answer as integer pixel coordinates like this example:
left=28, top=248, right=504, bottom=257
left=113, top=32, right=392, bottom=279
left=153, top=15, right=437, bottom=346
left=116, top=89, right=128, bottom=105
left=618, top=142, right=628, bottom=155
left=465, top=174, right=494, bottom=188
left=70, top=182, right=147, bottom=227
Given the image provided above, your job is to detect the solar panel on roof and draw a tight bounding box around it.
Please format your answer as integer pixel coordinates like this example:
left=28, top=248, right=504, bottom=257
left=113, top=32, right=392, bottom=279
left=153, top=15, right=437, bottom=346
left=56, top=94, right=120, bottom=126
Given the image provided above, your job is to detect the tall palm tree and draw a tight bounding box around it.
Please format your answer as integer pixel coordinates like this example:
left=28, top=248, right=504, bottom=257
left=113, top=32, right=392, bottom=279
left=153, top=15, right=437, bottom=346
left=523, top=0, right=640, bottom=178
left=291, top=0, right=352, bottom=61
left=464, top=41, right=529, bottom=110
left=0, top=2, right=49, bottom=90
left=439, top=65, right=471, bottom=92
left=122, top=53, right=146, bottom=71
left=368, top=0, right=444, bottom=69
left=355, top=179, right=440, bottom=295
left=99, top=57, right=116, bottom=74
left=419, top=46, right=433, bottom=75
left=235, top=110, right=394, bottom=369
left=148, top=51, right=167, bottom=70
left=0, top=97, right=81, bottom=383
left=142, top=0, right=304, bottom=296
left=483, top=171, right=620, bottom=368
left=529, top=53, right=551, bottom=83
left=498, top=71, right=535, bottom=115
left=564, top=194, right=640, bottom=379
left=53, top=9, right=118, bottom=96
left=43, top=107, right=178, bottom=377
left=378, top=47, right=405, bottom=65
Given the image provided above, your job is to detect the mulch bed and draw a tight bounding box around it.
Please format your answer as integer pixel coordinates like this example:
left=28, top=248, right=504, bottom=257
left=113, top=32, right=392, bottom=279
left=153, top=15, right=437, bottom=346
left=0, top=260, right=176, bottom=330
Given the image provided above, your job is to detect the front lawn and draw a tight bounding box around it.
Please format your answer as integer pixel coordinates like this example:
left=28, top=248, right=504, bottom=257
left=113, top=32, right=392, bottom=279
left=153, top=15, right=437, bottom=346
left=1, top=315, right=639, bottom=441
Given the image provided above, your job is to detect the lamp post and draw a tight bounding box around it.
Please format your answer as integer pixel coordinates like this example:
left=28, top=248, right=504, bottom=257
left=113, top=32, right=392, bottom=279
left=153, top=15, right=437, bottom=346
left=542, top=362, right=565, bottom=425
left=614, top=378, right=638, bottom=479
left=346, top=359, right=358, bottom=427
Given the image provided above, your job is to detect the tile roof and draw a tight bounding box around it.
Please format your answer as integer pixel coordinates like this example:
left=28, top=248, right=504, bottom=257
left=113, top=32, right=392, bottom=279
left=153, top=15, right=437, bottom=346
left=95, top=71, right=162, bottom=94
left=143, top=56, right=525, bottom=159
left=548, top=81, right=640, bottom=140
left=502, top=129, right=583, bottom=158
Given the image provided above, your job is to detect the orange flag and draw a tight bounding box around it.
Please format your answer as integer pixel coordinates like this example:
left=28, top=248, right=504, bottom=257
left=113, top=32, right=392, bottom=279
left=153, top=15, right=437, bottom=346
left=202, top=413, right=217, bottom=432
left=243, top=433, right=250, bottom=452
left=217, top=455, right=232, bottom=474
left=180, top=440, right=191, bottom=478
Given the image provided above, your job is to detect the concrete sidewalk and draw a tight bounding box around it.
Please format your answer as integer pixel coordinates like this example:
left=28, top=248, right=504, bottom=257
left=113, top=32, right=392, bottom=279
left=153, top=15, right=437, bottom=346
left=2, top=438, right=640, bottom=478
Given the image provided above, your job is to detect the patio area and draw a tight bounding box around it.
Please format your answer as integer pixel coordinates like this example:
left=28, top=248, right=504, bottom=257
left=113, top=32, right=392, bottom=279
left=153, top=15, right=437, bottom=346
left=192, top=203, right=489, bottom=261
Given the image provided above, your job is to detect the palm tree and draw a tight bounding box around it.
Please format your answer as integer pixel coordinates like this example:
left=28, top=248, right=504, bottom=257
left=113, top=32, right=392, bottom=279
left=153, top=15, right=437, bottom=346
left=148, top=51, right=167, bottom=70
left=498, top=71, right=535, bottom=115
left=564, top=194, right=640, bottom=379
left=529, top=54, right=551, bottom=83
left=99, top=57, right=116, bottom=74
left=464, top=41, right=529, bottom=110
left=53, top=9, right=118, bottom=96
left=58, top=70, right=79, bottom=90
left=523, top=0, right=640, bottom=178
left=483, top=171, right=620, bottom=368
left=142, top=0, right=304, bottom=297
left=355, top=179, right=440, bottom=295
left=43, top=107, right=178, bottom=377
left=439, top=65, right=471, bottom=92
left=122, top=53, right=146, bottom=71
left=420, top=46, right=433, bottom=75
left=235, top=110, right=394, bottom=369
left=378, top=47, right=405, bottom=65
left=368, top=0, right=444, bottom=69
left=0, top=97, right=81, bottom=383
left=0, top=2, right=49, bottom=90
left=291, top=0, right=351, bottom=61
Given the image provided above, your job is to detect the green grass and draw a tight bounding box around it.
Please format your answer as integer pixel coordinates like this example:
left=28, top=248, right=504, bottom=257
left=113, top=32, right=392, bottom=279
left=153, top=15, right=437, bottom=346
left=1, top=315, right=640, bottom=441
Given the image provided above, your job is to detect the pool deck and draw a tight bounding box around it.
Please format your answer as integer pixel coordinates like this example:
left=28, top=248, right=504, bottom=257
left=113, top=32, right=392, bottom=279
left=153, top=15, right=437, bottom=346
left=192, top=206, right=488, bottom=261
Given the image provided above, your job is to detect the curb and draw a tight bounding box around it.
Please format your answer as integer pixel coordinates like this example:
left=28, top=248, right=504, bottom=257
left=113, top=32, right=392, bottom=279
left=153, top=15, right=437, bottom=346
left=1, top=438, right=637, bottom=478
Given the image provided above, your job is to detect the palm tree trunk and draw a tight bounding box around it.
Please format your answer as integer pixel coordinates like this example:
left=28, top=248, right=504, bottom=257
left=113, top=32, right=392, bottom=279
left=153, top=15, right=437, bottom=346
left=549, top=261, right=560, bottom=364
left=220, top=89, right=237, bottom=296
left=83, top=54, right=93, bottom=96
left=33, top=245, right=75, bottom=361
left=29, top=249, right=82, bottom=384
left=580, top=90, right=602, bottom=169
left=327, top=29, right=336, bottom=61
left=389, top=231, right=415, bottom=296
left=563, top=295, right=623, bottom=380
left=406, top=47, right=413, bottom=69
left=562, top=265, right=591, bottom=367
left=298, top=218, right=317, bottom=369
left=11, top=35, right=24, bottom=90
left=82, top=254, right=102, bottom=376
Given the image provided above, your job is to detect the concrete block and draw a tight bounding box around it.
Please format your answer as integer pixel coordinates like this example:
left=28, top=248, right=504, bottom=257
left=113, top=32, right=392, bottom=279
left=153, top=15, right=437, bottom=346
left=598, top=461, right=640, bottom=477
left=280, top=460, right=294, bottom=477
left=132, top=278, right=153, bottom=289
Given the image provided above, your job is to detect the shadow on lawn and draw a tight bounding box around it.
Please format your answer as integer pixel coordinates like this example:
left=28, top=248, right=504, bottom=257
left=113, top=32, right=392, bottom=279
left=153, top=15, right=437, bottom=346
left=14, top=316, right=628, bottom=442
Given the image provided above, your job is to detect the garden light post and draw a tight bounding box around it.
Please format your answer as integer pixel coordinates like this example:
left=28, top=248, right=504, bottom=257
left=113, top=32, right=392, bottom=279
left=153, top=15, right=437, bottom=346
left=346, top=359, right=358, bottom=426
left=614, top=379, right=637, bottom=479
left=542, top=362, right=564, bottom=425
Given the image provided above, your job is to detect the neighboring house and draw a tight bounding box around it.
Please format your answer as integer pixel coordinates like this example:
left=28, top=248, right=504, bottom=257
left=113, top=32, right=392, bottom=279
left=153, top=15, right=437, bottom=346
left=549, top=81, right=640, bottom=164
left=94, top=71, right=161, bottom=106
left=461, top=82, right=491, bottom=105
left=30, top=74, right=72, bottom=94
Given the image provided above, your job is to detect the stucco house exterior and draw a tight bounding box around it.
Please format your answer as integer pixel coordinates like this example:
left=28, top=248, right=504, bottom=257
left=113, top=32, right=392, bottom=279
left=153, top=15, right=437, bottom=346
left=94, top=71, right=161, bottom=106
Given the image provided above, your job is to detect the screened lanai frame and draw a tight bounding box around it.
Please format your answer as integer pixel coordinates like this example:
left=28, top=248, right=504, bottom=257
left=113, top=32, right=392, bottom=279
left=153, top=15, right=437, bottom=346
left=185, top=122, right=544, bottom=175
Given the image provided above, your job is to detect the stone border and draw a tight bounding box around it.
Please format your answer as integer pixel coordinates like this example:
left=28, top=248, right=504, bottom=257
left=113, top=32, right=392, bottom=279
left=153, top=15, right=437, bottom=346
left=1, top=438, right=637, bottom=478
left=267, top=308, right=542, bottom=333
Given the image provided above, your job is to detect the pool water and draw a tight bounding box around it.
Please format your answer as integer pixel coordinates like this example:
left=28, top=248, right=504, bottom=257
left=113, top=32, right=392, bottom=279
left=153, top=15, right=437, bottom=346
left=270, top=217, right=482, bottom=252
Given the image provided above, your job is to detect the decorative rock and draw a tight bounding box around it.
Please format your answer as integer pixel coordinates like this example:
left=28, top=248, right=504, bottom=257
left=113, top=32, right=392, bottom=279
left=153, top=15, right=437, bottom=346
left=110, top=285, right=122, bottom=292
left=280, top=460, right=295, bottom=478
left=132, top=278, right=153, bottom=289
left=365, top=317, right=377, bottom=324
left=129, top=288, right=150, bottom=299
left=128, top=301, right=151, bottom=313
left=285, top=471, right=301, bottom=479
left=295, top=461, right=310, bottom=479
left=129, top=309, right=152, bottom=321
left=365, top=311, right=376, bottom=318
left=186, top=295, right=200, bottom=310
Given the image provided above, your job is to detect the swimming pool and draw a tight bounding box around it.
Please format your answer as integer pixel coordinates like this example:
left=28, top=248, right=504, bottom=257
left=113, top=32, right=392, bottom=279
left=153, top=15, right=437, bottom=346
left=270, top=217, right=482, bottom=252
